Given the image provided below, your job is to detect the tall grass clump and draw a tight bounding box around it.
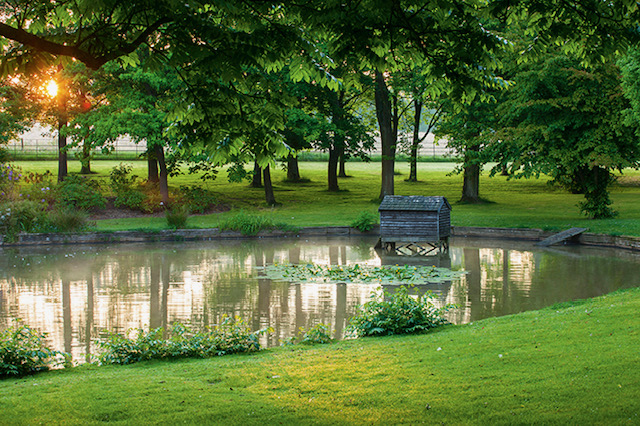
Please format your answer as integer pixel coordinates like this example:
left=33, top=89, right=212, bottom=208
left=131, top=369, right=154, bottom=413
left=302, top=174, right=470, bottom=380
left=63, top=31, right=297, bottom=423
left=98, top=317, right=270, bottom=365
left=350, top=210, right=378, bottom=232
left=165, top=205, right=189, bottom=229
left=348, top=286, right=454, bottom=337
left=0, top=320, right=70, bottom=378
left=218, top=211, right=298, bottom=235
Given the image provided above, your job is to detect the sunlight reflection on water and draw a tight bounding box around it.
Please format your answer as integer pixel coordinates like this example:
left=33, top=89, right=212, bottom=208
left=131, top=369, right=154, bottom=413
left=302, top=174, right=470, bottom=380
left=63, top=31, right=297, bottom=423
left=1, top=236, right=638, bottom=363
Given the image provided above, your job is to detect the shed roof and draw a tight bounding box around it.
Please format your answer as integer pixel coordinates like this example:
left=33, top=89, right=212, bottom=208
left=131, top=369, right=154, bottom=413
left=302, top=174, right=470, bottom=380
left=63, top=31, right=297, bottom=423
left=378, top=196, right=451, bottom=212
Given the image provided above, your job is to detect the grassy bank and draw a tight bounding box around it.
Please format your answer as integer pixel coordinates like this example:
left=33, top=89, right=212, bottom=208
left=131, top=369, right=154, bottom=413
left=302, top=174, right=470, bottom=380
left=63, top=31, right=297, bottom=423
left=13, top=160, right=640, bottom=236
left=1, top=287, right=638, bottom=424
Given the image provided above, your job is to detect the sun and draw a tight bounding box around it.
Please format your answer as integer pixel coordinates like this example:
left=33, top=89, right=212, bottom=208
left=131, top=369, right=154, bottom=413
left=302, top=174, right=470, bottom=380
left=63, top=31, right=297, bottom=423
left=45, top=80, right=58, bottom=97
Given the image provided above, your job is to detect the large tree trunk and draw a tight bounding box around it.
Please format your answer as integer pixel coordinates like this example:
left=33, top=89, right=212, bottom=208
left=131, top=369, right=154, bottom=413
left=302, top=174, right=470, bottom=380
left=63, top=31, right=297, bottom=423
left=79, top=141, right=91, bottom=174
left=251, top=161, right=262, bottom=188
left=263, top=165, right=277, bottom=205
left=461, top=146, right=481, bottom=203
left=154, top=144, right=169, bottom=205
left=408, top=99, right=423, bottom=182
left=147, top=150, right=159, bottom=183
left=375, top=71, right=397, bottom=200
left=328, top=145, right=340, bottom=191
left=286, top=154, right=301, bottom=181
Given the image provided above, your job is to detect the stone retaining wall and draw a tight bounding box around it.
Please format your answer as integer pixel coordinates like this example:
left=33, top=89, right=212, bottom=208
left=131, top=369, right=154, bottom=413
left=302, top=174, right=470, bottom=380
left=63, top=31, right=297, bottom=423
left=1, top=225, right=639, bottom=252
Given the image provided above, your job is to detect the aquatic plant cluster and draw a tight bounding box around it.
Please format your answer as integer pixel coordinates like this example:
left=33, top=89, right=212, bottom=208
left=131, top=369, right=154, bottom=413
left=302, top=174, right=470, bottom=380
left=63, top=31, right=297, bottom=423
left=261, top=262, right=464, bottom=285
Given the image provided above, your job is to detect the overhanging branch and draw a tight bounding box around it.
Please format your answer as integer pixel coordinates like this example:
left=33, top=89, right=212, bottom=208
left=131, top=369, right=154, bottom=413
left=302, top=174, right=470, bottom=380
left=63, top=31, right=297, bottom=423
left=0, top=18, right=170, bottom=70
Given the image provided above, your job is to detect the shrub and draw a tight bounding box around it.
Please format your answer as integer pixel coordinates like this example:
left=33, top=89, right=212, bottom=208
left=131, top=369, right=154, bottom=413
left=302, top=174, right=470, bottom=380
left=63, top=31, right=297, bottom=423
left=98, top=317, right=270, bottom=365
left=299, top=323, right=332, bottom=345
left=1, top=320, right=70, bottom=378
left=114, top=189, right=147, bottom=210
left=46, top=208, right=90, bottom=233
left=109, top=163, right=138, bottom=192
left=0, top=201, right=48, bottom=242
left=0, top=162, right=22, bottom=199
left=178, top=185, right=218, bottom=213
left=219, top=212, right=298, bottom=236
left=21, top=171, right=55, bottom=207
left=166, top=205, right=189, bottom=229
left=347, top=286, right=453, bottom=337
left=56, top=175, right=106, bottom=211
left=351, top=211, right=378, bottom=232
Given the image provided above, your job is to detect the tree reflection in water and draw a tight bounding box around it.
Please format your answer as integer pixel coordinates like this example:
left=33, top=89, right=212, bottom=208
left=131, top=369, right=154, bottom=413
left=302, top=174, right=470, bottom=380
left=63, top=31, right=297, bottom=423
left=1, top=236, right=639, bottom=363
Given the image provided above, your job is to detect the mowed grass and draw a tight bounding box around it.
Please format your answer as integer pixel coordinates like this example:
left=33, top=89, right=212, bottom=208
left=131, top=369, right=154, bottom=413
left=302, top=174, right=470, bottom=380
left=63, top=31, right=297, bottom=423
left=14, top=159, right=640, bottom=236
left=1, top=287, right=638, bottom=425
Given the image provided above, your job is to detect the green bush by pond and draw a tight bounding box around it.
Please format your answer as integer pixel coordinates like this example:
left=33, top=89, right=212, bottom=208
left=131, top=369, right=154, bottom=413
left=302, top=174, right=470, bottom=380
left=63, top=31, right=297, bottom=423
left=0, top=320, right=69, bottom=378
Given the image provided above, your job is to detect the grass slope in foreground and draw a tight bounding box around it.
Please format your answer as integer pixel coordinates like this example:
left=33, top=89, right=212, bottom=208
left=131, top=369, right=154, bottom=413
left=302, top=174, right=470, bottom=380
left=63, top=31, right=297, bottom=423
left=1, top=287, right=638, bottom=424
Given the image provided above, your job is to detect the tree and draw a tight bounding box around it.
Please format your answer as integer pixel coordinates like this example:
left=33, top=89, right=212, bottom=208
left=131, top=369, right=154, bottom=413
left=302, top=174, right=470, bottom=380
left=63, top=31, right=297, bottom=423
left=287, top=77, right=374, bottom=192
left=68, top=59, right=183, bottom=204
left=497, top=55, right=639, bottom=218
left=298, top=1, right=510, bottom=200
left=0, top=78, right=38, bottom=150
left=435, top=99, right=498, bottom=203
left=620, top=47, right=640, bottom=135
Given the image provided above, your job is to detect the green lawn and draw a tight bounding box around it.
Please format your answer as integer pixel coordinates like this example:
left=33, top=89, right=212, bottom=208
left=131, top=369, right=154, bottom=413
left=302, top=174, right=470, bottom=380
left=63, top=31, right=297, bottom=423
left=1, top=287, right=638, bottom=424
left=14, top=159, right=640, bottom=236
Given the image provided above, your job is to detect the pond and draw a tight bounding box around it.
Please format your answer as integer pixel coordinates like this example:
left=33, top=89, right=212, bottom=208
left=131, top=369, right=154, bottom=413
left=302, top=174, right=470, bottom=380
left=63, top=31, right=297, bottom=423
left=1, top=236, right=639, bottom=363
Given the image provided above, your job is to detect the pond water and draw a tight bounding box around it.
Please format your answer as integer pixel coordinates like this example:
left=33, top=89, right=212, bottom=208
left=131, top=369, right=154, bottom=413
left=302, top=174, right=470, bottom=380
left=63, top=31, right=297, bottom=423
left=1, top=236, right=639, bottom=363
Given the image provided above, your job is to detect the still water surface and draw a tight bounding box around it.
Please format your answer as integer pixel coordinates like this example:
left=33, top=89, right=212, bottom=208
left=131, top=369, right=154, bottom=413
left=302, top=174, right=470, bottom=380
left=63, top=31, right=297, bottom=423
left=1, top=236, right=638, bottom=363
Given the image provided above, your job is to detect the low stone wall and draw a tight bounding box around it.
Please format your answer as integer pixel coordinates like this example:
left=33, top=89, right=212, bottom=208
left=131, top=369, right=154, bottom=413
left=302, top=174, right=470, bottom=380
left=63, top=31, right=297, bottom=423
left=0, top=226, right=375, bottom=247
left=1, top=225, right=640, bottom=252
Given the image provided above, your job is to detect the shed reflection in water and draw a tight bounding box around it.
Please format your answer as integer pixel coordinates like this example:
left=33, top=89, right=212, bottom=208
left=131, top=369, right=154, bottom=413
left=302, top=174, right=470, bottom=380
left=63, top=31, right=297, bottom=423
left=0, top=236, right=638, bottom=363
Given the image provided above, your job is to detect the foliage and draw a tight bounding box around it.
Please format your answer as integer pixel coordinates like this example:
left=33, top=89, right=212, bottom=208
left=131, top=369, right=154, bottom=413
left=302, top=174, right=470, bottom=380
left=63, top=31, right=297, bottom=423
left=114, top=189, right=146, bottom=210
left=165, top=205, right=189, bottom=229
left=109, top=163, right=138, bottom=192
left=0, top=201, right=48, bottom=241
left=56, top=175, right=106, bottom=211
left=98, top=318, right=270, bottom=365
left=46, top=208, right=89, bottom=233
left=497, top=55, right=639, bottom=219
left=299, top=323, right=332, bottom=345
left=0, top=320, right=69, bottom=378
left=0, top=79, right=38, bottom=145
left=0, top=162, right=21, bottom=197
left=347, top=286, right=453, bottom=337
left=218, top=212, right=297, bottom=236
left=177, top=185, right=218, bottom=214
left=350, top=211, right=378, bottom=232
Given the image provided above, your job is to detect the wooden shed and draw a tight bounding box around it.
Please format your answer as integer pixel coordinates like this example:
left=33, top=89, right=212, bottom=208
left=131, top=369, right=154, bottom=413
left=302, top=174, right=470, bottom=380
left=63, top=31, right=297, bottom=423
left=377, top=195, right=452, bottom=254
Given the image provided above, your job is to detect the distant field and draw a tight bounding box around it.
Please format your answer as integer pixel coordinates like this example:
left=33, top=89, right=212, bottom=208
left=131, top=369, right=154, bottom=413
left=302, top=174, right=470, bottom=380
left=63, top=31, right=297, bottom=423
left=13, top=159, right=640, bottom=236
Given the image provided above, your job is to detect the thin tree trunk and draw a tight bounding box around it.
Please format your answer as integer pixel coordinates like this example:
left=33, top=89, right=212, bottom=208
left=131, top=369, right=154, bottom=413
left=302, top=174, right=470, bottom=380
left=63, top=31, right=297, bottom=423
left=408, top=99, right=423, bottom=182
left=154, top=144, right=169, bottom=205
left=328, top=145, right=340, bottom=191
left=147, top=150, right=159, bottom=183
left=375, top=71, right=396, bottom=200
left=286, top=154, right=300, bottom=181
left=263, top=165, right=277, bottom=205
left=79, top=141, right=91, bottom=174
left=338, top=148, right=348, bottom=178
left=461, top=146, right=481, bottom=203
left=251, top=161, right=262, bottom=188
left=57, top=114, right=68, bottom=182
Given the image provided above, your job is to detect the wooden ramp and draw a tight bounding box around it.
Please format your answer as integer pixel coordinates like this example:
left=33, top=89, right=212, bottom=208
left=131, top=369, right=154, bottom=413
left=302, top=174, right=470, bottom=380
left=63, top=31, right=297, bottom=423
left=536, top=227, right=588, bottom=247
